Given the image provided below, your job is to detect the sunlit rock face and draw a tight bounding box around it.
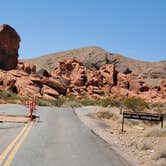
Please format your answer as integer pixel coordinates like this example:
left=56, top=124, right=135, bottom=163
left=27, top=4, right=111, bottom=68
left=0, top=24, right=20, bottom=70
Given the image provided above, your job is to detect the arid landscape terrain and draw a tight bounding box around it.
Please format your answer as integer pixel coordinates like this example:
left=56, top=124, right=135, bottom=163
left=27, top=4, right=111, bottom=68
left=0, top=24, right=166, bottom=166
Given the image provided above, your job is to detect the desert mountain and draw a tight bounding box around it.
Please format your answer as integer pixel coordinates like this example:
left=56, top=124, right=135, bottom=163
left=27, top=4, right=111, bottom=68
left=25, top=47, right=166, bottom=84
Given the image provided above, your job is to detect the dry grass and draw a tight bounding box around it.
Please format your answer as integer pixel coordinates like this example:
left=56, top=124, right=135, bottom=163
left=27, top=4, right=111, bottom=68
left=96, top=109, right=118, bottom=120
left=145, top=127, right=166, bottom=137
left=125, top=119, right=141, bottom=127
left=141, top=142, right=153, bottom=151
left=153, top=144, right=166, bottom=161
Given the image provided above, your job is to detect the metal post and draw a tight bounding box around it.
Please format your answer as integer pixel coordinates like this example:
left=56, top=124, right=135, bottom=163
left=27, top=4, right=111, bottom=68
left=29, top=102, right=33, bottom=121
left=120, top=104, right=123, bottom=114
left=121, top=116, right=124, bottom=132
left=161, top=115, right=164, bottom=128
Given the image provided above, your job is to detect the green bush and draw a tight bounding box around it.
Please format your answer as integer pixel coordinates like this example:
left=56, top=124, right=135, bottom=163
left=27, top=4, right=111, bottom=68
left=79, top=98, right=97, bottom=106
left=6, top=95, right=24, bottom=101
left=0, top=90, right=12, bottom=99
left=100, top=98, right=111, bottom=107
left=0, top=90, right=24, bottom=103
left=124, top=97, right=149, bottom=112
left=37, top=99, right=51, bottom=106
left=51, top=97, right=65, bottom=107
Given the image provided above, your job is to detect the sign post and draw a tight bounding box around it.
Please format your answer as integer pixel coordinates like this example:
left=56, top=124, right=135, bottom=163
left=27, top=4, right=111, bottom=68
left=122, top=111, right=164, bottom=132
left=29, top=102, right=33, bottom=121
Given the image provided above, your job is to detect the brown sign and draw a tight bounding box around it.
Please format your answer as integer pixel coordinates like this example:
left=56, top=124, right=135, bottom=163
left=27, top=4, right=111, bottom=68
left=122, top=111, right=164, bottom=132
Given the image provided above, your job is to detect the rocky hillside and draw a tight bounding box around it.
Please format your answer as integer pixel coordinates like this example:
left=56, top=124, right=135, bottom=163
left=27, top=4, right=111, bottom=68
left=25, top=47, right=166, bottom=83
left=0, top=24, right=165, bottom=103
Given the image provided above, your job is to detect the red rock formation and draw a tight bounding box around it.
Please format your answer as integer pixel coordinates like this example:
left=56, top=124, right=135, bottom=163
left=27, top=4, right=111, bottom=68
left=0, top=57, right=165, bottom=103
left=0, top=24, right=20, bottom=70
left=17, top=61, right=36, bottom=74
left=0, top=24, right=164, bottom=103
left=160, top=79, right=166, bottom=97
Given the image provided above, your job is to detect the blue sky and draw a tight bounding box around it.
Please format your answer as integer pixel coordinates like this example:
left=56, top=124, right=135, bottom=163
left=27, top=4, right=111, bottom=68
left=0, top=0, right=166, bottom=61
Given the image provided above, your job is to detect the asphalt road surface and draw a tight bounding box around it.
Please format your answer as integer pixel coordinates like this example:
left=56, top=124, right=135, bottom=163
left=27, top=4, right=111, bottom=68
left=0, top=105, right=129, bottom=166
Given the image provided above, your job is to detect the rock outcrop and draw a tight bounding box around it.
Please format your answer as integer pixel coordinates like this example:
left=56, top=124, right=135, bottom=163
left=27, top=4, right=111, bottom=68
left=0, top=24, right=20, bottom=70
left=25, top=47, right=166, bottom=84
left=0, top=59, right=165, bottom=103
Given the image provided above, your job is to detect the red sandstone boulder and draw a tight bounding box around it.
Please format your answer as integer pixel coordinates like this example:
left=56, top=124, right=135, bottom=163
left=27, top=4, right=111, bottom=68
left=160, top=79, right=166, bottom=97
left=0, top=24, right=20, bottom=70
left=41, top=77, right=67, bottom=95
left=99, top=64, right=118, bottom=86
left=17, top=61, right=36, bottom=74
left=41, top=85, right=59, bottom=99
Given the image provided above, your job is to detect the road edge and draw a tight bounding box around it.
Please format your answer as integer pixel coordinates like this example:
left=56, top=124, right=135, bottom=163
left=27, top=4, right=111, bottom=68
left=73, top=108, right=133, bottom=166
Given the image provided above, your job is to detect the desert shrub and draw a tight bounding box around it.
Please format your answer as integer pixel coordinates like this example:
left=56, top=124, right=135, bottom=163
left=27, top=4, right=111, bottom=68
left=100, top=98, right=112, bottom=107
left=125, top=119, right=140, bottom=126
left=153, top=144, right=166, bottom=161
left=0, top=90, right=24, bottom=103
left=97, top=97, right=121, bottom=108
left=63, top=100, right=82, bottom=107
left=97, top=110, right=118, bottom=120
left=79, top=98, right=97, bottom=106
left=141, top=142, right=153, bottom=151
left=51, top=97, right=65, bottom=107
left=150, top=103, right=166, bottom=114
left=37, top=99, right=51, bottom=106
left=145, top=128, right=166, bottom=137
left=0, top=90, right=12, bottom=99
left=124, top=97, right=149, bottom=112
left=109, top=98, right=121, bottom=107
left=97, top=111, right=114, bottom=119
left=6, top=95, right=24, bottom=101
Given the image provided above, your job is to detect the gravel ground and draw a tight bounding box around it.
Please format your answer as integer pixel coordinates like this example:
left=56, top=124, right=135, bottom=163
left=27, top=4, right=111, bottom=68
left=75, top=106, right=166, bottom=166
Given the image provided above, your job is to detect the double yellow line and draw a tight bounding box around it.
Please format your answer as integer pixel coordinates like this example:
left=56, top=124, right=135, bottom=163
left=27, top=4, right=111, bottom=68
left=0, top=122, right=33, bottom=166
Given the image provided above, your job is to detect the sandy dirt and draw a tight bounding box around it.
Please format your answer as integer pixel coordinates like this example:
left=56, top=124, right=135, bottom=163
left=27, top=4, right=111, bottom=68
left=75, top=106, right=166, bottom=166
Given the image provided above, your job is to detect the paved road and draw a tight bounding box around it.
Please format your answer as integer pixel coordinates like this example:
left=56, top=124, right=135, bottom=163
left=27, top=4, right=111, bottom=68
left=0, top=105, right=129, bottom=166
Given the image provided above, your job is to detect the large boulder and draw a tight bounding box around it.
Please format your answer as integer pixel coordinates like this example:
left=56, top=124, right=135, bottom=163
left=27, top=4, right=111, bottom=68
left=0, top=24, right=20, bottom=70
left=17, top=61, right=36, bottom=74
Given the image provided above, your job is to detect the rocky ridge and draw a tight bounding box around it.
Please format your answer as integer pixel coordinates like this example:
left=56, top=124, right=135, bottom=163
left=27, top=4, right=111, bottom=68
left=25, top=47, right=166, bottom=84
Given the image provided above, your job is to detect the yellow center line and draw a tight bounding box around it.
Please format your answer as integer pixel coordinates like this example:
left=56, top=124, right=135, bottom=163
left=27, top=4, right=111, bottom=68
left=0, top=123, right=29, bottom=165
left=3, top=122, right=33, bottom=166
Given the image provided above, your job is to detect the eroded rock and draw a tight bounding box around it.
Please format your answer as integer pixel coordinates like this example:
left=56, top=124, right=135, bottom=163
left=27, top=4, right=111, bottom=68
left=0, top=24, right=20, bottom=70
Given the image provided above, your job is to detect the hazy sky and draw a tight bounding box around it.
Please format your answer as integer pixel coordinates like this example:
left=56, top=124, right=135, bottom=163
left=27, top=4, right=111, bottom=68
left=0, top=0, right=166, bottom=61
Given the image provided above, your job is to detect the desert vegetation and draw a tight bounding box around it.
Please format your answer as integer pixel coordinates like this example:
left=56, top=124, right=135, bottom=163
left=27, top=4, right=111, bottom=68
left=0, top=90, right=25, bottom=104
